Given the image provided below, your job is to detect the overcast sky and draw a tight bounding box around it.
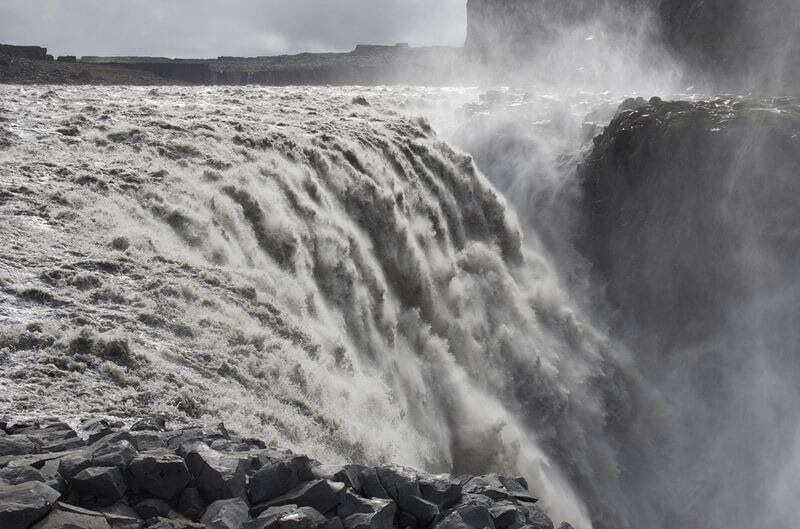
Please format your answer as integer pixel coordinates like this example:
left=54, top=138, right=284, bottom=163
left=0, top=0, right=467, bottom=58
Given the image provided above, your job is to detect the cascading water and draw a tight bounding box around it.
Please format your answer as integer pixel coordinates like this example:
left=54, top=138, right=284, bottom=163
left=0, top=85, right=632, bottom=528
left=1, top=81, right=798, bottom=529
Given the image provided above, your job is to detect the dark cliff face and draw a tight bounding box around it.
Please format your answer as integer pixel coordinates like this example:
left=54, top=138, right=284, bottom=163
left=465, top=0, right=800, bottom=91
left=577, top=97, right=800, bottom=528
left=659, top=0, right=800, bottom=91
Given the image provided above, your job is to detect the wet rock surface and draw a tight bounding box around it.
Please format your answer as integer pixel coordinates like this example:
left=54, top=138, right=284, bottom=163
left=0, top=416, right=564, bottom=529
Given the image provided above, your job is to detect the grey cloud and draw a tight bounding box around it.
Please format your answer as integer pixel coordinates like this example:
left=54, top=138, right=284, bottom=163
left=0, top=0, right=467, bottom=58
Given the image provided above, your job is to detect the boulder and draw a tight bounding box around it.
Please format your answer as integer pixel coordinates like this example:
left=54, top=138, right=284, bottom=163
left=243, top=505, right=298, bottom=529
left=93, top=440, right=138, bottom=470
left=276, top=507, right=330, bottom=529
left=249, top=455, right=314, bottom=504
left=130, top=417, right=166, bottom=432
left=461, top=475, right=513, bottom=502
left=375, top=466, right=438, bottom=524
left=251, top=480, right=345, bottom=517
left=145, top=518, right=206, bottom=529
left=0, top=481, right=61, bottom=529
left=0, top=434, right=38, bottom=457
left=336, top=491, right=395, bottom=519
left=57, top=440, right=137, bottom=481
left=519, top=507, right=553, bottom=529
left=177, top=487, right=206, bottom=520
left=31, top=502, right=112, bottom=529
left=128, top=449, right=191, bottom=500
left=185, top=444, right=249, bottom=502
left=453, top=505, right=495, bottom=529
left=556, top=524, right=573, bottom=529
left=134, top=498, right=172, bottom=519
left=0, top=465, right=46, bottom=485
left=337, top=492, right=395, bottom=529
left=78, top=419, right=119, bottom=445
left=202, top=498, right=251, bottom=529
left=418, top=475, right=462, bottom=509
left=352, top=468, right=388, bottom=500
left=488, top=503, right=526, bottom=529
left=71, top=467, right=127, bottom=506
left=311, top=465, right=363, bottom=490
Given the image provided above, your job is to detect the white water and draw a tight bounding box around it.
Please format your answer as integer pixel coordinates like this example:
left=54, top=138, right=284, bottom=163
left=2, top=84, right=798, bottom=529
left=0, top=85, right=628, bottom=528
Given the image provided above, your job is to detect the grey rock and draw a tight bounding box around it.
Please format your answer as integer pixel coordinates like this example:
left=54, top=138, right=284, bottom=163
left=311, top=465, right=363, bottom=490
left=185, top=444, right=249, bottom=502
left=93, top=440, right=138, bottom=470
left=453, top=505, right=495, bottom=529
left=462, top=475, right=512, bottom=502
left=556, top=524, right=573, bottom=529
left=177, top=487, right=206, bottom=520
left=418, top=474, right=462, bottom=509
left=375, top=466, right=438, bottom=524
left=0, top=465, right=46, bottom=485
left=249, top=455, right=313, bottom=504
left=72, top=467, right=127, bottom=506
left=353, top=468, right=388, bottom=500
left=202, top=498, right=251, bottom=529
left=520, top=507, right=553, bottom=529
left=31, top=502, right=112, bottom=529
left=0, top=481, right=61, bottom=529
left=489, top=503, right=525, bottom=529
left=144, top=518, right=206, bottom=529
left=242, top=505, right=298, bottom=529
left=0, top=434, right=38, bottom=457
left=78, top=418, right=118, bottom=445
left=251, top=480, right=345, bottom=517
left=276, top=507, right=330, bottom=529
left=134, top=498, right=172, bottom=519
left=130, top=417, right=166, bottom=432
left=128, top=449, right=191, bottom=500
left=336, top=490, right=394, bottom=519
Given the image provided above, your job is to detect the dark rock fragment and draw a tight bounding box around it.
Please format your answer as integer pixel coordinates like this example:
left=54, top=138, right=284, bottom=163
left=251, top=479, right=345, bottom=518
left=0, top=434, right=38, bottom=457
left=72, top=466, right=127, bottom=506
left=375, top=466, right=438, bottom=524
left=249, top=455, right=313, bottom=504
left=242, top=505, right=297, bottom=529
left=0, top=481, right=61, bottom=529
left=489, top=502, right=526, bottom=529
left=418, top=474, right=462, bottom=509
left=31, top=502, right=112, bottom=529
left=201, top=497, right=251, bottom=529
left=177, top=487, right=206, bottom=520
left=130, top=417, right=166, bottom=432
left=128, top=449, right=191, bottom=500
left=185, top=444, right=249, bottom=502
left=0, top=465, right=46, bottom=485
left=336, top=490, right=394, bottom=519
left=134, top=498, right=172, bottom=519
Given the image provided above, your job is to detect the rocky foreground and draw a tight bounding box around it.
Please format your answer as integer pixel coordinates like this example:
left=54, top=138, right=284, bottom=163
left=0, top=416, right=570, bottom=529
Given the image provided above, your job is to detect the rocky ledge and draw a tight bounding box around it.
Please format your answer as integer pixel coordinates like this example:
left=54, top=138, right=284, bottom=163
left=0, top=416, right=570, bottom=529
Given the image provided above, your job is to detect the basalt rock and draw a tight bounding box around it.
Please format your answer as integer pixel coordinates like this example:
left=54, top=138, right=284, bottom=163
left=0, top=416, right=571, bottom=529
left=128, top=449, right=192, bottom=500
left=0, top=481, right=61, bottom=529
left=71, top=467, right=127, bottom=506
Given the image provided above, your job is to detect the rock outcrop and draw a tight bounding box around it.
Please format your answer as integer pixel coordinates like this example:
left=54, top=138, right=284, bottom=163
left=0, top=44, right=48, bottom=61
left=578, top=96, right=800, bottom=348
left=0, top=416, right=565, bottom=529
